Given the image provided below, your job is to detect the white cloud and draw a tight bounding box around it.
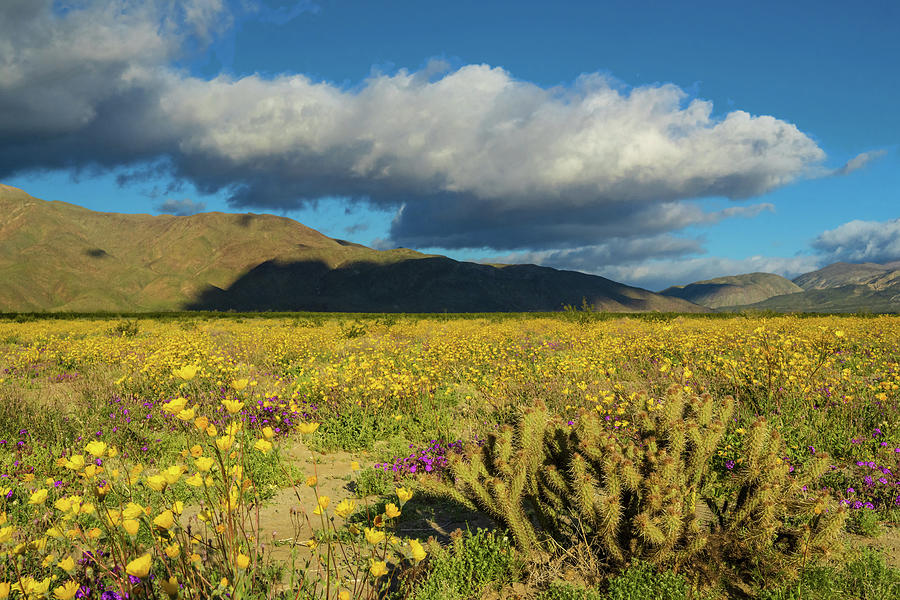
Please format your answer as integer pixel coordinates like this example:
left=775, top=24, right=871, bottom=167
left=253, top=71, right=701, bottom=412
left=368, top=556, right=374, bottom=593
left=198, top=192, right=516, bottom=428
left=812, top=218, right=900, bottom=264
left=833, top=149, right=888, bottom=176
left=0, top=1, right=826, bottom=251
left=597, top=255, right=823, bottom=292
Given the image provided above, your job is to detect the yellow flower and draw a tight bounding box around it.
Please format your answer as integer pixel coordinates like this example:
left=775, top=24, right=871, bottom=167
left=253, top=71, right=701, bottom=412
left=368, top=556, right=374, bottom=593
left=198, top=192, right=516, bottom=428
left=163, top=465, right=184, bottom=485
left=160, top=577, right=179, bottom=598
left=126, top=553, right=152, bottom=578
left=85, top=441, right=107, bottom=458
left=231, top=378, right=249, bottom=391
left=164, top=543, right=180, bottom=558
left=221, top=399, right=244, bottom=414
left=206, top=424, right=218, bottom=437
left=369, top=560, right=388, bottom=577
left=195, top=456, right=215, bottom=472
left=173, top=365, right=198, bottom=380
left=339, top=591, right=351, bottom=600
left=153, top=510, right=175, bottom=531
left=384, top=503, right=401, bottom=519
left=306, top=475, right=317, bottom=487
left=0, top=582, right=9, bottom=599
left=163, top=397, right=187, bottom=414
left=215, top=435, right=234, bottom=452
left=65, top=455, right=85, bottom=470
left=194, top=415, right=209, bottom=432
left=365, top=527, right=385, bottom=545
left=396, top=487, right=413, bottom=504
left=123, top=519, right=140, bottom=536
left=145, top=474, right=167, bottom=492
left=313, top=495, right=330, bottom=515
left=57, top=556, right=76, bottom=573
left=0, top=526, right=13, bottom=543
left=297, top=422, right=320, bottom=434
left=334, top=499, right=355, bottom=518
left=262, top=426, right=275, bottom=440
left=123, top=502, right=144, bottom=519
left=185, top=473, right=203, bottom=487
left=190, top=444, right=203, bottom=458
left=177, top=407, right=196, bottom=421
left=254, top=438, right=273, bottom=454
left=235, top=553, right=250, bottom=569
left=54, top=581, right=80, bottom=600
left=29, top=488, right=48, bottom=505
left=409, top=539, right=427, bottom=562
left=350, top=461, right=361, bottom=471
left=173, top=501, right=184, bottom=515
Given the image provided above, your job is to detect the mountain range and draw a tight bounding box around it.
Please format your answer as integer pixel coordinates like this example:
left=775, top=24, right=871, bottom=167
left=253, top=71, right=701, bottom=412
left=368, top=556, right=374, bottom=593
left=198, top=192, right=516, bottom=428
left=0, top=184, right=703, bottom=313
left=2, top=184, right=897, bottom=314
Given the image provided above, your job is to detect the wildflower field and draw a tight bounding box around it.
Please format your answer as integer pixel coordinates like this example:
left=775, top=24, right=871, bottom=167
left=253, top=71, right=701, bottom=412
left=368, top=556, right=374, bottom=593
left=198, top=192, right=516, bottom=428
left=0, top=313, right=897, bottom=600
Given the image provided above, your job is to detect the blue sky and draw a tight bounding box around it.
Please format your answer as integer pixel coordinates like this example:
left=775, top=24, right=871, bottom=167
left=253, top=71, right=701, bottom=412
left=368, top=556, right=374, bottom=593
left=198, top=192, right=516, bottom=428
left=2, top=0, right=898, bottom=290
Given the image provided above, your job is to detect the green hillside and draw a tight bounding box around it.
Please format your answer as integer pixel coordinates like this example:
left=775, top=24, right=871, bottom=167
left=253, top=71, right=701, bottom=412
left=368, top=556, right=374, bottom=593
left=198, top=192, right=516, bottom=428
left=0, top=185, right=706, bottom=313
left=660, top=272, right=803, bottom=308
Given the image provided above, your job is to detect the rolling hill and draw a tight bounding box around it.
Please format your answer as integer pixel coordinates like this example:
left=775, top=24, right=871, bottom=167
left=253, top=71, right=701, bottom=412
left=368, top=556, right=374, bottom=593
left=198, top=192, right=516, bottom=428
left=0, top=184, right=706, bottom=313
left=659, top=272, right=803, bottom=308
left=724, top=262, right=900, bottom=313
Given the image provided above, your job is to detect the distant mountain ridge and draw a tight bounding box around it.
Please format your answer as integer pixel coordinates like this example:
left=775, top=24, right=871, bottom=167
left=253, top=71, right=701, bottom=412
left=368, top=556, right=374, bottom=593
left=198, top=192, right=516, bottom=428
left=0, top=184, right=705, bottom=313
left=660, top=273, right=803, bottom=308
left=703, top=262, right=900, bottom=313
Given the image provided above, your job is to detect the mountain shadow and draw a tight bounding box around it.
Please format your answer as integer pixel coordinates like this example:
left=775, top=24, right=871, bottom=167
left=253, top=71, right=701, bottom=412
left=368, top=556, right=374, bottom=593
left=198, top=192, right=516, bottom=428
left=186, top=256, right=708, bottom=313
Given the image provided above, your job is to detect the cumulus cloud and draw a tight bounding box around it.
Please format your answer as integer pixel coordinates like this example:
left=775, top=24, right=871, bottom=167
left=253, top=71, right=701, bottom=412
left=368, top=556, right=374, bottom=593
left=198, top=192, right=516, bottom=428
left=833, top=150, right=888, bottom=176
left=156, top=198, right=207, bottom=215
left=0, top=1, right=827, bottom=252
left=812, top=218, right=900, bottom=264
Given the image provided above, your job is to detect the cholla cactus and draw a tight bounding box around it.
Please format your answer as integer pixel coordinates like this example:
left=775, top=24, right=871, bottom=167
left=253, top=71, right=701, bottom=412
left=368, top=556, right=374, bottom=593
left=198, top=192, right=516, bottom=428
left=714, top=417, right=846, bottom=578
left=419, top=403, right=548, bottom=555
left=421, top=386, right=844, bottom=577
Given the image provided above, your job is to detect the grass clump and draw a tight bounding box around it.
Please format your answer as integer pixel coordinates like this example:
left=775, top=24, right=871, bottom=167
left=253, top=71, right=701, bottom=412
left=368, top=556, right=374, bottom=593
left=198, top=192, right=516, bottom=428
left=758, top=548, right=900, bottom=600
left=405, top=529, right=524, bottom=600
left=604, top=561, right=692, bottom=600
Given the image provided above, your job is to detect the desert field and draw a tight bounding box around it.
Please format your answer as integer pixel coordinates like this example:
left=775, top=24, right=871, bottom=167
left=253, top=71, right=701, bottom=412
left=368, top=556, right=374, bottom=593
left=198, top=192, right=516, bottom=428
left=0, top=313, right=897, bottom=599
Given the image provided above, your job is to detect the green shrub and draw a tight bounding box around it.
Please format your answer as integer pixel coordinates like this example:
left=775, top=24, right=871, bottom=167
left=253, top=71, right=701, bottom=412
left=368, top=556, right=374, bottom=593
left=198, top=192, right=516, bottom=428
left=539, top=582, right=603, bottom=600
left=353, top=466, right=395, bottom=498
left=758, top=548, right=900, bottom=600
left=605, top=562, right=690, bottom=600
left=409, top=529, right=524, bottom=600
